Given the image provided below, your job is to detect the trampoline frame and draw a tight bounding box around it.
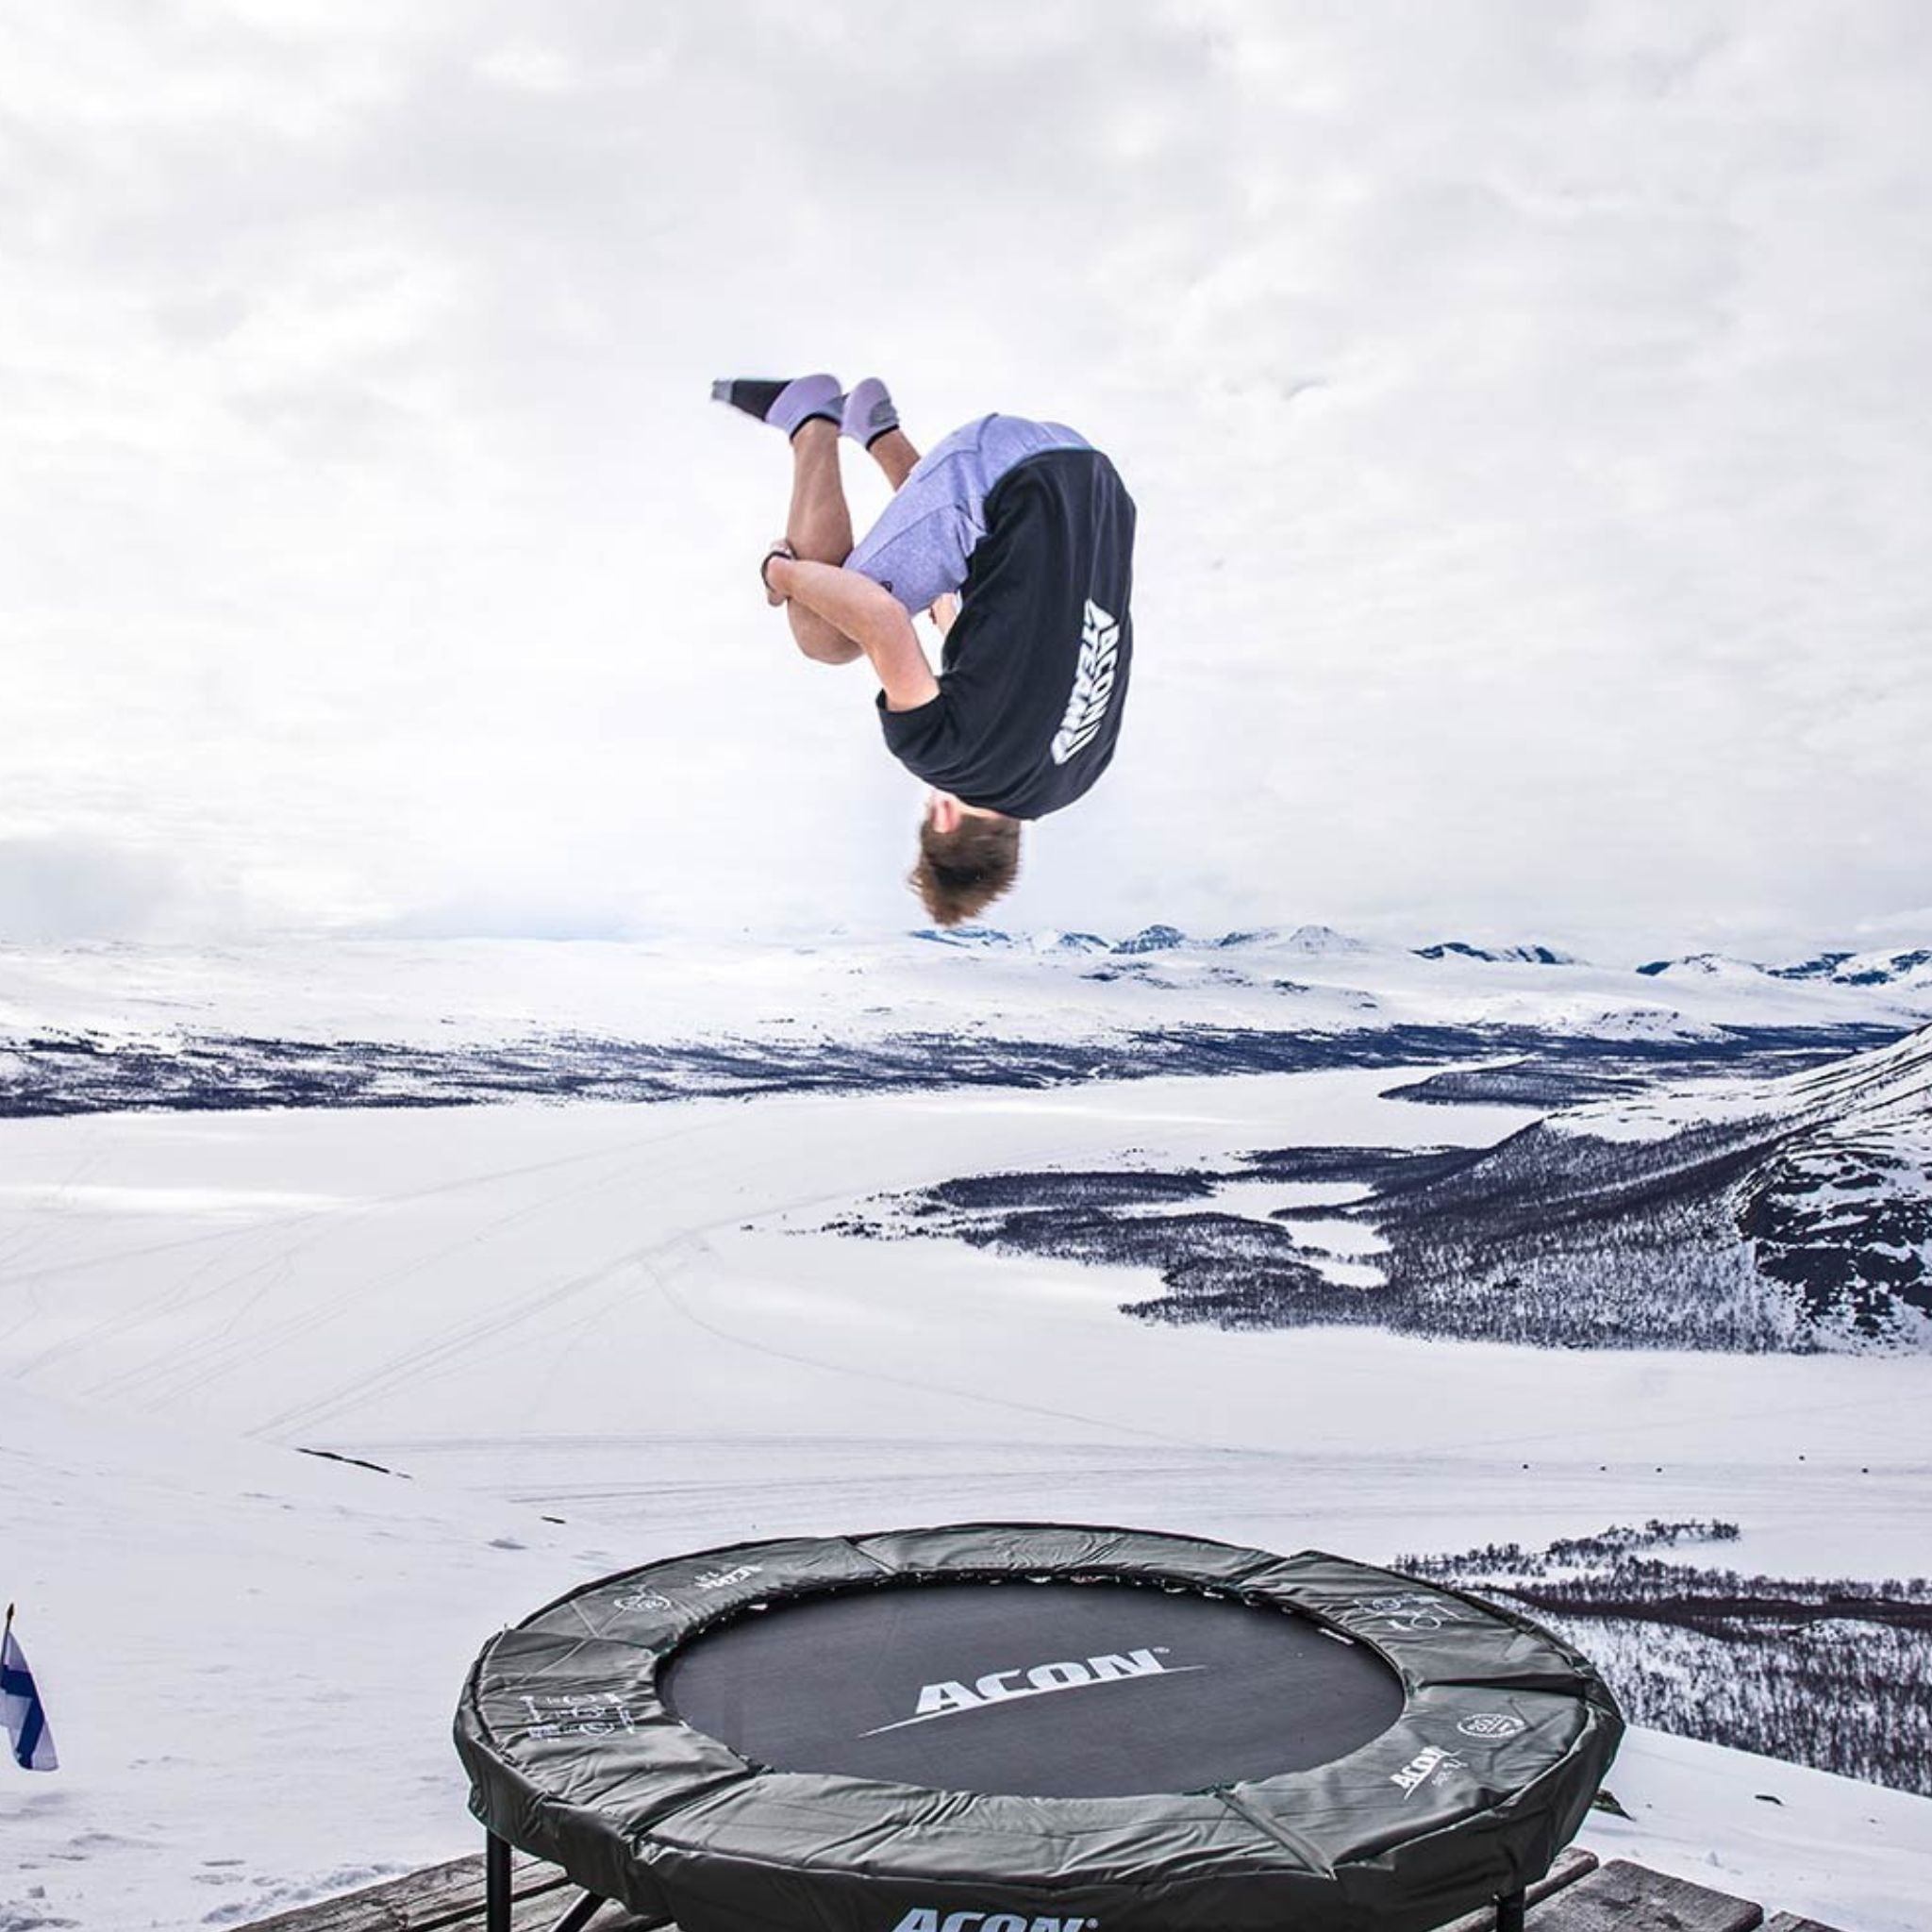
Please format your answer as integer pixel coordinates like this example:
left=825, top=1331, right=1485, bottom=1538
left=479, top=1836, right=1530, bottom=1932
left=458, top=1524, right=1619, bottom=1932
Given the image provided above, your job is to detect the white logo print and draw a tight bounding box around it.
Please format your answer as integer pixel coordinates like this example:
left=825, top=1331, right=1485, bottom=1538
left=891, top=1912, right=1097, bottom=1932
left=611, top=1591, right=674, bottom=1613
left=1391, top=1744, right=1466, bottom=1799
left=1334, top=1593, right=1465, bottom=1635
left=691, top=1564, right=762, bottom=1591
left=862, top=1646, right=1196, bottom=1736
left=1049, top=600, right=1122, bottom=766
left=1457, top=1712, right=1526, bottom=1740
left=518, top=1692, right=639, bottom=1740
left=613, top=1563, right=760, bottom=1612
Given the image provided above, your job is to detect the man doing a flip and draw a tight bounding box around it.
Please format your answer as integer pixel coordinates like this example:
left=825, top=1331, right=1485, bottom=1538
left=712, top=374, right=1137, bottom=925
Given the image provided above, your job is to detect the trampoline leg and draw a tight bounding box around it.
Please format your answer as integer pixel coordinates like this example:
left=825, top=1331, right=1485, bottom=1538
left=1495, top=1887, right=1527, bottom=1932
left=486, top=1830, right=513, bottom=1932
left=550, top=1892, right=608, bottom=1932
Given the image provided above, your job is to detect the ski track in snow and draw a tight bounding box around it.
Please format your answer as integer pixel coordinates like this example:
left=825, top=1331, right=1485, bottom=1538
left=2, top=1069, right=1929, bottom=1931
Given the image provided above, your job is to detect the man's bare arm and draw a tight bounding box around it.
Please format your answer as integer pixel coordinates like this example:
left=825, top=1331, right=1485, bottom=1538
left=769, top=558, right=941, bottom=710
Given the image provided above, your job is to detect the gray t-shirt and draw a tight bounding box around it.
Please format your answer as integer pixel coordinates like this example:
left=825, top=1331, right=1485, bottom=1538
left=845, top=414, right=1092, bottom=617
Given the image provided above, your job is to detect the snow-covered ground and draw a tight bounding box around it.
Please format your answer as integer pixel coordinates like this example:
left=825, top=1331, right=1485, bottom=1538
left=3, top=1063, right=1929, bottom=1931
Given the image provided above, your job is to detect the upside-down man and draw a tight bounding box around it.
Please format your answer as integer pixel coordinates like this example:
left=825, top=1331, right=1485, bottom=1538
left=712, top=375, right=1137, bottom=925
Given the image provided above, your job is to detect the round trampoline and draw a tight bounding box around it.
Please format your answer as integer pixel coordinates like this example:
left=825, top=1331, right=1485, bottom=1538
left=455, top=1524, right=1622, bottom=1932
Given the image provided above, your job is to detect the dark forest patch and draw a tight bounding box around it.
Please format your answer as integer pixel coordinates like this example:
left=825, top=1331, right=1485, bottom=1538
left=1401, top=1522, right=1932, bottom=1794
left=0, top=1021, right=1892, bottom=1119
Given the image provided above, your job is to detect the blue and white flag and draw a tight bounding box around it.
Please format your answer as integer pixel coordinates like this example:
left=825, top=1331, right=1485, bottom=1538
left=2, top=1623, right=58, bottom=1772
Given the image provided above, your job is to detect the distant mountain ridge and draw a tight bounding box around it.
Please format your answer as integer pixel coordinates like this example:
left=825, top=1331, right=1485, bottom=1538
left=1635, top=946, right=1932, bottom=991
left=1415, top=941, right=1575, bottom=965
left=895, top=924, right=1932, bottom=1024
left=4, top=931, right=1928, bottom=1092
left=915, top=921, right=1376, bottom=956
left=914, top=924, right=1929, bottom=987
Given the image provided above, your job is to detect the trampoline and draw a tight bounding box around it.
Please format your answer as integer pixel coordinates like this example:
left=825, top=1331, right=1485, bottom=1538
left=455, top=1524, right=1622, bottom=1932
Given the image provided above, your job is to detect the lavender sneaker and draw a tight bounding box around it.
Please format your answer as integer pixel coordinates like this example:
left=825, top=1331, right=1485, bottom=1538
left=710, top=374, right=843, bottom=438
left=841, top=376, right=899, bottom=448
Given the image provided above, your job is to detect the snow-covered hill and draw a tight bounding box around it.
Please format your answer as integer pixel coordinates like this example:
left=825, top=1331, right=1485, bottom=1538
left=3, top=927, right=1929, bottom=1056
left=1540, top=1024, right=1932, bottom=1344
left=830, top=1024, right=1932, bottom=1355
left=0, top=930, right=1921, bottom=1122
left=3, top=945, right=1928, bottom=1931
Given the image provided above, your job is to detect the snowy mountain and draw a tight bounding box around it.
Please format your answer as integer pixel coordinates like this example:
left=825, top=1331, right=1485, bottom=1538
left=0, top=931, right=1908, bottom=1120
left=1416, top=941, right=1577, bottom=965
left=1641, top=944, right=1932, bottom=996
left=7, top=929, right=1931, bottom=1041
left=1771, top=945, right=1932, bottom=989
left=1111, top=921, right=1191, bottom=953
left=1344, top=1024, right=1932, bottom=1351
left=842, top=1024, right=1932, bottom=1354
left=1, top=928, right=1928, bottom=1124
left=1548, top=1023, right=1932, bottom=1344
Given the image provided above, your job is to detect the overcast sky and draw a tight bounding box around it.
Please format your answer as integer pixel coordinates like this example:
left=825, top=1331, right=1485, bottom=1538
left=4, top=0, right=1928, bottom=957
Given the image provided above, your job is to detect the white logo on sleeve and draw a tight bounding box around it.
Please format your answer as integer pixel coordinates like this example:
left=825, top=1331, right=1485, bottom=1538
left=1050, top=599, right=1122, bottom=766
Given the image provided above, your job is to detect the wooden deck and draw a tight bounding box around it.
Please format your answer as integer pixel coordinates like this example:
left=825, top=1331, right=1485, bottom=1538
left=238, top=1845, right=1848, bottom=1932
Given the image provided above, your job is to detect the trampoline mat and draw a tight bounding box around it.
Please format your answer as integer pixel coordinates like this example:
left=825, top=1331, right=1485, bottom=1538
left=662, top=1577, right=1404, bottom=1798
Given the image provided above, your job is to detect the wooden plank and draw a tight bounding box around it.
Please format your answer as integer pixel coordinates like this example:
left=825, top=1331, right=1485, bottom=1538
left=240, top=1848, right=1828, bottom=1932
left=236, top=1854, right=537, bottom=1932
left=1429, top=1847, right=1601, bottom=1931
left=1528, top=1859, right=1763, bottom=1932
left=235, top=1851, right=658, bottom=1932
left=508, top=1890, right=653, bottom=1932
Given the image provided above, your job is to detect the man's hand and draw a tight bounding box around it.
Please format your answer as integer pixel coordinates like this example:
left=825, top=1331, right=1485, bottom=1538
left=760, top=539, right=796, bottom=608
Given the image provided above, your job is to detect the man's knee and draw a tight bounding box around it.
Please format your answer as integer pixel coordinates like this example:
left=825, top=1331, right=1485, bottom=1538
left=789, top=607, right=862, bottom=666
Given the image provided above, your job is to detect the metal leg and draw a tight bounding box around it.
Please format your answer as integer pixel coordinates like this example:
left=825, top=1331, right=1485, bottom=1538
left=1495, top=1888, right=1527, bottom=1932
left=486, top=1830, right=513, bottom=1932
left=549, top=1891, right=608, bottom=1932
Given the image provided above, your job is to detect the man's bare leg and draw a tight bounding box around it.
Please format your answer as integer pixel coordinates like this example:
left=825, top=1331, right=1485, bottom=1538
left=783, top=420, right=861, bottom=664
left=865, top=427, right=922, bottom=491
left=788, top=420, right=853, bottom=562
left=860, top=426, right=956, bottom=633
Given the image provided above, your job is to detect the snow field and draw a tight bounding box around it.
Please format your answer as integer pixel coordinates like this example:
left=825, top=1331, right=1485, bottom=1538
left=3, top=1068, right=1929, bottom=1929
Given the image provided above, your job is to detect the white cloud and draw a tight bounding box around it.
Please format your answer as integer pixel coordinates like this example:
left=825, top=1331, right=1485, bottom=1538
left=0, top=836, right=196, bottom=942
left=2, top=0, right=1927, bottom=953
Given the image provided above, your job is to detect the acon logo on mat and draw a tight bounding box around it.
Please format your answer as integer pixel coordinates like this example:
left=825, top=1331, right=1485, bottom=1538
left=1391, top=1744, right=1467, bottom=1799
left=891, top=1910, right=1097, bottom=1932
left=862, top=1645, right=1200, bottom=1736
left=691, top=1563, right=762, bottom=1591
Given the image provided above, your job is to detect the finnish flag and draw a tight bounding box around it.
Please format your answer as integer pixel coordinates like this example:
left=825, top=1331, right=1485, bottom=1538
left=2, top=1618, right=58, bottom=1772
